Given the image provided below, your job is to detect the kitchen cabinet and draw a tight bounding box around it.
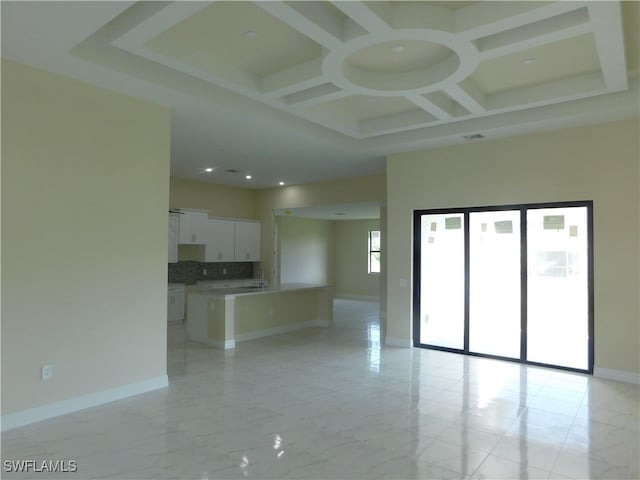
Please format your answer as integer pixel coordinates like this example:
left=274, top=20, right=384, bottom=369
left=234, top=221, right=261, bottom=262
left=168, top=212, right=179, bottom=263
left=178, top=210, right=207, bottom=245
left=204, top=219, right=235, bottom=262
left=168, top=284, right=185, bottom=324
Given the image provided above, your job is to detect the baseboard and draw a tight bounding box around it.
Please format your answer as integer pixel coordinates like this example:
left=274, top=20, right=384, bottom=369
left=207, top=339, right=236, bottom=350
left=335, top=294, right=380, bottom=302
left=385, top=336, right=412, bottom=348
left=1, top=375, right=168, bottom=432
left=234, top=320, right=328, bottom=343
left=594, top=367, right=640, bottom=384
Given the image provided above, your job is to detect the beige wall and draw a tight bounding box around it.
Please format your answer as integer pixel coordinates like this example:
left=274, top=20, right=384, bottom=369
left=170, top=177, right=257, bottom=219
left=1, top=60, right=171, bottom=414
left=334, top=219, right=381, bottom=298
left=256, top=174, right=386, bottom=285
left=235, top=288, right=333, bottom=335
left=279, top=216, right=335, bottom=285
left=387, top=118, right=640, bottom=374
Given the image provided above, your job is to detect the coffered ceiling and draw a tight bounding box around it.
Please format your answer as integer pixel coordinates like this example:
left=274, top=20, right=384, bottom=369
left=2, top=1, right=638, bottom=188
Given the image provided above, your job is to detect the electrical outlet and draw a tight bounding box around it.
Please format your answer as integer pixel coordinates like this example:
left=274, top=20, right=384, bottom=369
left=41, top=364, right=53, bottom=381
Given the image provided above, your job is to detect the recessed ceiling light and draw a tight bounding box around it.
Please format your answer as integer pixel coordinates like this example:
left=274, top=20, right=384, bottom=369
left=279, top=181, right=285, bottom=186
left=245, top=175, right=252, bottom=180
left=245, top=30, right=257, bottom=40
left=521, top=58, right=536, bottom=65
left=391, top=45, right=405, bottom=54
left=463, top=133, right=485, bottom=140
left=205, top=167, right=213, bottom=173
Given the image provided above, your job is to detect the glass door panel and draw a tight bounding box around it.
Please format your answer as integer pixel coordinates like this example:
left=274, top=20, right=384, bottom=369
left=419, top=213, right=465, bottom=349
left=469, top=210, right=522, bottom=358
left=527, top=207, right=589, bottom=370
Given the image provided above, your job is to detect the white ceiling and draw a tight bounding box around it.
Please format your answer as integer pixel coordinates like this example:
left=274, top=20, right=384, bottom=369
left=2, top=1, right=638, bottom=189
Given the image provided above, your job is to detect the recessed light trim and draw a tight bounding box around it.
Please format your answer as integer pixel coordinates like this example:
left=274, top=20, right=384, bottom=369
left=245, top=175, right=252, bottom=180
left=463, top=133, right=485, bottom=140
left=205, top=167, right=213, bottom=173
left=279, top=181, right=285, bottom=186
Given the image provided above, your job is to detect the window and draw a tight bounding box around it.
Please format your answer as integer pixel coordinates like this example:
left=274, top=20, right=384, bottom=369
left=368, top=230, right=381, bottom=273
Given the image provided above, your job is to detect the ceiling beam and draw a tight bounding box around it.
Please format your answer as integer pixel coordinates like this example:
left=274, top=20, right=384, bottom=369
left=262, top=59, right=326, bottom=98
left=476, top=7, right=592, bottom=61
left=331, top=1, right=392, bottom=34
left=444, top=81, right=487, bottom=115
left=587, top=2, right=628, bottom=91
left=284, top=84, right=349, bottom=107
left=255, top=1, right=343, bottom=51
left=407, top=94, right=454, bottom=121
left=455, top=1, right=587, bottom=41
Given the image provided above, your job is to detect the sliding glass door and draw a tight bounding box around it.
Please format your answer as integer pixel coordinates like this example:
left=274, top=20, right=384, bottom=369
left=418, top=213, right=465, bottom=349
left=526, top=207, right=590, bottom=370
left=469, top=210, right=521, bottom=359
left=413, top=202, right=593, bottom=373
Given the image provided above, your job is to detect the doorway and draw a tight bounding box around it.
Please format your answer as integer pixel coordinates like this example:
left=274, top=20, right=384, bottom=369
left=413, top=202, right=593, bottom=373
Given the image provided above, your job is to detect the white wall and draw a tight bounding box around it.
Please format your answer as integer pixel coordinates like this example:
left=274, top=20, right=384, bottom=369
left=1, top=60, right=170, bottom=418
left=386, top=118, right=639, bottom=376
left=279, top=216, right=334, bottom=284
left=334, top=219, right=381, bottom=299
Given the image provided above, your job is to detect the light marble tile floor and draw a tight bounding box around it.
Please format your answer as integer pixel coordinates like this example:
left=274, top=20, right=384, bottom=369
left=2, top=299, right=639, bottom=479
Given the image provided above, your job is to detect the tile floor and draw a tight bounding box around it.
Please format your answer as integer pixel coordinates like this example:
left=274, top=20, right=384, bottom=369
left=2, top=299, right=639, bottom=479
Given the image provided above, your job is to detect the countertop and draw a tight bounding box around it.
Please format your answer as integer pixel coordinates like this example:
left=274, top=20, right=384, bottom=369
left=189, top=283, right=331, bottom=298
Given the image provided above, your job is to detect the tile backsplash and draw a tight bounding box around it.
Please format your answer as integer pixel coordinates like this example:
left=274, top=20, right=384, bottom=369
left=168, top=261, right=254, bottom=285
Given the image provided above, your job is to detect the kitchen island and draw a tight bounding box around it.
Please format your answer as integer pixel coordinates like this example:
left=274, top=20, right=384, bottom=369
left=186, top=284, right=333, bottom=349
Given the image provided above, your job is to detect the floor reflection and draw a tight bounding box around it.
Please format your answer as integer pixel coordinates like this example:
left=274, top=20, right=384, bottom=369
left=1, top=299, right=637, bottom=480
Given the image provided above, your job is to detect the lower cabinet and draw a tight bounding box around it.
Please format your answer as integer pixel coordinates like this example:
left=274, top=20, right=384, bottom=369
left=168, top=284, right=185, bottom=324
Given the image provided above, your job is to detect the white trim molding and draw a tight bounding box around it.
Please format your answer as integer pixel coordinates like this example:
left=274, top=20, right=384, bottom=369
left=335, top=294, right=380, bottom=302
left=594, top=367, right=640, bottom=384
left=1, top=375, right=168, bottom=432
left=206, top=339, right=236, bottom=350
left=385, top=336, right=412, bottom=348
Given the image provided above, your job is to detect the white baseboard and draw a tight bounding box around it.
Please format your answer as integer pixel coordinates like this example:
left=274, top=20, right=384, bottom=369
left=385, top=336, right=412, bottom=348
left=335, top=294, right=379, bottom=302
left=234, top=320, right=329, bottom=343
left=206, top=339, right=236, bottom=350
left=1, top=375, right=168, bottom=432
left=594, top=367, right=640, bottom=384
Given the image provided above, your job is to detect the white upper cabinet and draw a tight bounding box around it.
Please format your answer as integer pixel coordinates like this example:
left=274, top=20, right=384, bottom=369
left=168, top=212, right=179, bottom=263
left=178, top=210, right=207, bottom=245
left=204, top=219, right=235, bottom=262
left=234, top=221, right=261, bottom=262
